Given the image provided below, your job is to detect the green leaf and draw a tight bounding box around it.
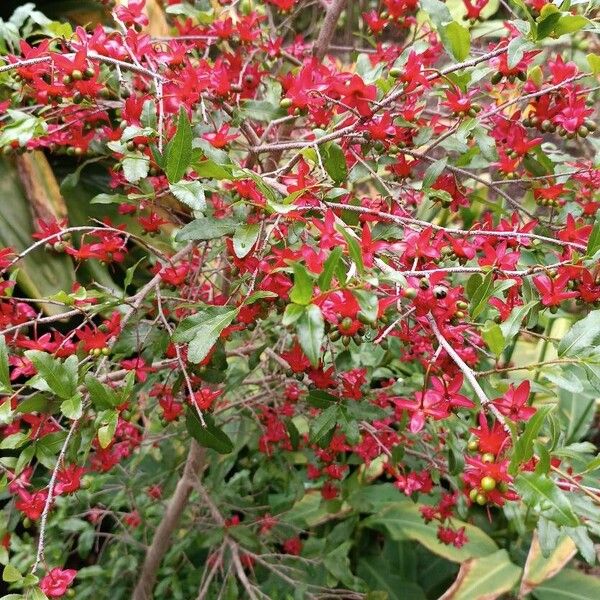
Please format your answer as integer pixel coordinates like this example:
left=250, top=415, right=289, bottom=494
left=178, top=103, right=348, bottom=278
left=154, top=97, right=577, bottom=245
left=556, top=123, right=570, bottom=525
left=97, top=410, right=118, bottom=449
left=85, top=375, right=121, bottom=410
left=444, top=21, right=470, bottom=61
left=318, top=247, right=343, bottom=292
left=169, top=180, right=206, bottom=211
left=469, top=270, right=494, bottom=319
left=25, top=351, right=78, bottom=400
left=122, top=154, right=149, bottom=184
left=166, top=106, right=193, bottom=183
left=554, top=15, right=589, bottom=37
left=60, top=394, right=82, bottom=420
left=282, top=303, right=305, bottom=326
left=322, top=142, right=348, bottom=185
left=499, top=301, right=538, bottom=344
left=515, top=472, right=579, bottom=527
left=176, top=217, right=238, bottom=241
left=558, top=310, right=600, bottom=356
left=289, top=262, right=313, bottom=306
left=296, top=304, right=324, bottom=368
left=185, top=408, right=233, bottom=454
left=531, top=568, right=600, bottom=600
left=507, top=37, right=535, bottom=68
left=482, top=321, right=505, bottom=358
left=89, top=193, right=129, bottom=205
left=586, top=219, right=600, bottom=256
left=422, top=158, right=447, bottom=189
left=2, top=564, right=21, bottom=583
left=354, top=289, right=379, bottom=324
left=509, top=406, right=552, bottom=475
left=587, top=53, right=600, bottom=76
left=175, top=309, right=237, bottom=364
left=337, top=225, right=365, bottom=276
left=441, top=550, right=521, bottom=600
left=232, top=223, right=260, bottom=259
left=310, top=405, right=339, bottom=444
left=363, top=500, right=498, bottom=562
left=0, top=336, right=10, bottom=392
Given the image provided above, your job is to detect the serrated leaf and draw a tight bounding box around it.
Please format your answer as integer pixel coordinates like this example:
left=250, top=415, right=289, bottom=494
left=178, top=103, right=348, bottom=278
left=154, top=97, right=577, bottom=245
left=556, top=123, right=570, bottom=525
left=310, top=405, right=339, bottom=444
left=122, top=154, right=149, bottom=184
left=25, top=351, right=78, bottom=400
left=322, top=143, right=347, bottom=185
left=173, top=307, right=238, bottom=364
left=85, top=375, right=121, bottom=410
left=169, top=180, right=206, bottom=211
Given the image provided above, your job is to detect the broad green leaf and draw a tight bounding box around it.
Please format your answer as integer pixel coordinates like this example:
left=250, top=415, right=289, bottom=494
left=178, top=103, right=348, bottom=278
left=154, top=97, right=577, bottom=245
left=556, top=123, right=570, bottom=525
left=558, top=310, right=600, bottom=356
left=166, top=106, right=193, bottom=183
left=0, top=158, right=75, bottom=317
left=169, top=180, right=206, bottom=212
left=296, top=304, right=324, bottom=367
left=186, top=408, right=233, bottom=454
left=558, top=388, right=595, bottom=443
left=25, top=351, right=78, bottom=400
left=444, top=21, right=470, bottom=62
left=531, top=569, right=600, bottom=600
left=290, top=262, right=314, bottom=306
left=439, top=550, right=521, bottom=600
left=515, top=472, right=579, bottom=527
left=519, top=531, right=577, bottom=598
left=232, top=223, right=260, bottom=259
left=358, top=558, right=426, bottom=600
left=363, top=500, right=498, bottom=562
left=554, top=15, right=589, bottom=37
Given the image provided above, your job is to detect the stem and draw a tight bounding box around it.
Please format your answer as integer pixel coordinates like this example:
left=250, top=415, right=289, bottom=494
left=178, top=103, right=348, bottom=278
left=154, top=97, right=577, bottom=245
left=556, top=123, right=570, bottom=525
left=131, top=441, right=206, bottom=600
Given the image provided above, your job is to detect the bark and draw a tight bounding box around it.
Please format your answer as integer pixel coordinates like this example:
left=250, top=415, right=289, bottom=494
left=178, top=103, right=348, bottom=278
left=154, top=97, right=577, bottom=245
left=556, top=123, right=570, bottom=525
left=313, top=0, right=347, bottom=61
left=132, top=441, right=206, bottom=600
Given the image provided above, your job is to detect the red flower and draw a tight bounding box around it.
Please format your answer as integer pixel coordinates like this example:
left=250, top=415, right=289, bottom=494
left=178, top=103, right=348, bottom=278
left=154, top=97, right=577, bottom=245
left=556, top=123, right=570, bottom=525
left=55, top=465, right=85, bottom=495
left=493, top=381, right=536, bottom=421
left=40, top=568, right=77, bottom=598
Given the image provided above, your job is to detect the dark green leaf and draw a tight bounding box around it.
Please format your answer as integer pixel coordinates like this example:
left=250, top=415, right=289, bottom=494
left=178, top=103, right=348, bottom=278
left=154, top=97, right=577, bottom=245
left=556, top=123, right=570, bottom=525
left=296, top=304, right=324, bottom=367
left=186, top=408, right=233, bottom=454
left=166, top=106, right=193, bottom=183
left=290, top=262, right=314, bottom=306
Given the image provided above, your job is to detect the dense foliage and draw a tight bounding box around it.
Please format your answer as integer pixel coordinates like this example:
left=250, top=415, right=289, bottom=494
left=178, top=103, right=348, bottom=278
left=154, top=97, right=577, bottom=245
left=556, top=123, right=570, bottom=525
left=0, top=0, right=599, bottom=598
